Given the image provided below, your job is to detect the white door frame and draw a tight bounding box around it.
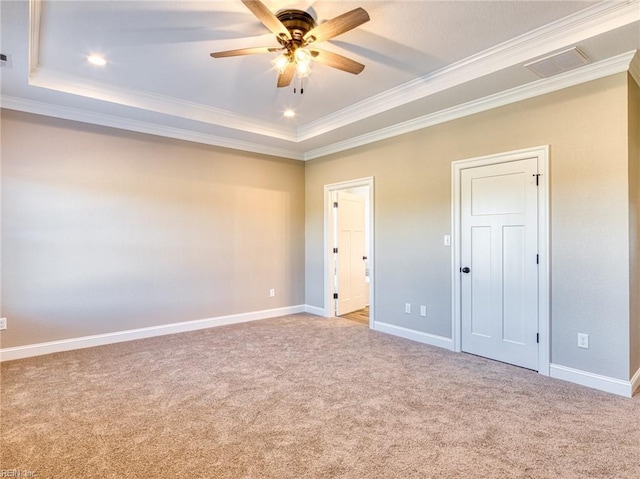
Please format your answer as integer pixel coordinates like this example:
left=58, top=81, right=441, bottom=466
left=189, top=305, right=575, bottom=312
left=324, top=177, right=375, bottom=327
left=451, top=146, right=550, bottom=375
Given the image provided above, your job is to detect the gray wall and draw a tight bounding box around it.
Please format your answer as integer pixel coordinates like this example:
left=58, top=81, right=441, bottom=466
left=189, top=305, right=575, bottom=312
left=1, top=110, right=305, bottom=348
left=305, top=73, right=633, bottom=380
left=2, top=74, right=638, bottom=383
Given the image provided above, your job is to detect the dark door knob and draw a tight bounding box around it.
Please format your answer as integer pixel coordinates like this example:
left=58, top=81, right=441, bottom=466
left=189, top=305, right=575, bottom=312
left=461, top=267, right=470, bottom=273
left=363, top=256, right=368, bottom=260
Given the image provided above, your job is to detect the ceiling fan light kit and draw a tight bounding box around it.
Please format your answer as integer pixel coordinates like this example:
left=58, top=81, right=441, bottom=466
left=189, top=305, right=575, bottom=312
left=210, top=0, right=370, bottom=90
left=271, top=54, right=290, bottom=74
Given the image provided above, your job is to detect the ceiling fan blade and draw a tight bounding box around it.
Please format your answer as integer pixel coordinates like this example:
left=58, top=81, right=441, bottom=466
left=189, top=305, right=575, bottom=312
left=277, top=62, right=295, bottom=88
left=303, top=7, right=369, bottom=44
left=210, top=46, right=281, bottom=58
left=310, top=49, right=365, bottom=75
left=241, top=0, right=291, bottom=41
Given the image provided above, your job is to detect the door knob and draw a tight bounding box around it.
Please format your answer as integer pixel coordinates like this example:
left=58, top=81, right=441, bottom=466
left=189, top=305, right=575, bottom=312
left=461, top=267, right=470, bottom=273
left=363, top=256, right=368, bottom=260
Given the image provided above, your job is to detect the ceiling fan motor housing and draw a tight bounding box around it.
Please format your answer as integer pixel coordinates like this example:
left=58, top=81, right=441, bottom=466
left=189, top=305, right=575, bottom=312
left=276, top=9, right=316, bottom=45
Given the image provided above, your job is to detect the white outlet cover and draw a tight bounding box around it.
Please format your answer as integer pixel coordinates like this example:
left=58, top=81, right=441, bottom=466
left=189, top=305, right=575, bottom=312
left=577, top=333, right=589, bottom=349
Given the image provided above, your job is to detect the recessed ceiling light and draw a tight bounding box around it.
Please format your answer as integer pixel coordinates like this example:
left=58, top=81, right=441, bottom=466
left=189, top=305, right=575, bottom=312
left=283, top=110, right=296, bottom=118
left=87, top=55, right=107, bottom=66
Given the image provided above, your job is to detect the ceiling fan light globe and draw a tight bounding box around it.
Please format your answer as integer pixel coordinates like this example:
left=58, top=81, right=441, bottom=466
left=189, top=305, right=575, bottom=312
left=295, top=62, right=312, bottom=78
left=271, top=54, right=290, bottom=74
left=294, top=48, right=312, bottom=66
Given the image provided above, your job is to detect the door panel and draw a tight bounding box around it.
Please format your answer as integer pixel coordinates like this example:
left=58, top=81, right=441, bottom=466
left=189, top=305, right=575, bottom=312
left=338, top=230, right=353, bottom=302
left=502, top=225, right=526, bottom=344
left=461, top=158, right=538, bottom=370
left=336, top=192, right=367, bottom=316
left=470, top=226, right=492, bottom=338
left=471, top=173, right=526, bottom=215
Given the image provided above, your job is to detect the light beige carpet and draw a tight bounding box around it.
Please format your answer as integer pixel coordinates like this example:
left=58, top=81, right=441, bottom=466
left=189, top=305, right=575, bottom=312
left=2, top=314, right=639, bottom=478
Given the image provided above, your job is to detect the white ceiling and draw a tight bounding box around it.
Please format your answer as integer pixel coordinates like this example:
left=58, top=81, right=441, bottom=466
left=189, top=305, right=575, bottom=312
left=1, top=0, right=639, bottom=160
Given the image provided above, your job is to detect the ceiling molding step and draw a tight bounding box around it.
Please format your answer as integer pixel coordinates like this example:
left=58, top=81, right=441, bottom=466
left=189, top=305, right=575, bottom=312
left=304, top=51, right=636, bottom=161
left=28, top=67, right=298, bottom=142
left=297, top=0, right=640, bottom=142
left=28, top=0, right=41, bottom=74
left=24, top=0, right=639, bottom=146
left=25, top=0, right=297, bottom=143
left=0, top=95, right=304, bottom=161
left=630, top=51, right=640, bottom=86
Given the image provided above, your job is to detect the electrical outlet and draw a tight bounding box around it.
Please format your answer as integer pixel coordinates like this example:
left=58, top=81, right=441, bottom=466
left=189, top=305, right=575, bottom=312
left=405, top=303, right=411, bottom=314
left=269, top=289, right=276, bottom=298
left=0, top=318, right=6, bottom=331
left=420, top=305, right=427, bottom=317
left=577, top=333, right=589, bottom=349
left=0, top=53, right=13, bottom=69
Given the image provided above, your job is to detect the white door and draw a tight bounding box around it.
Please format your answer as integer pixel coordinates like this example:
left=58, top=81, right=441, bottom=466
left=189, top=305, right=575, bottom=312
left=460, top=158, right=539, bottom=370
left=335, top=191, right=368, bottom=316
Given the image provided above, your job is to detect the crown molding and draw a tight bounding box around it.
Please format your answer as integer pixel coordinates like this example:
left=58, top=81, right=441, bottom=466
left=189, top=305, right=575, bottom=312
left=304, top=51, right=637, bottom=160
left=7, top=49, right=634, bottom=162
left=630, top=51, right=640, bottom=86
left=297, top=0, right=640, bottom=142
left=0, top=95, right=303, bottom=160
left=18, top=0, right=639, bottom=159
left=26, top=0, right=640, bottom=146
left=28, top=67, right=298, bottom=142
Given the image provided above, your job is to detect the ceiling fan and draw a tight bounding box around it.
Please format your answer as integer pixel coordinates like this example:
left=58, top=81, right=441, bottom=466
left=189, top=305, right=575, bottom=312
left=210, top=0, right=370, bottom=88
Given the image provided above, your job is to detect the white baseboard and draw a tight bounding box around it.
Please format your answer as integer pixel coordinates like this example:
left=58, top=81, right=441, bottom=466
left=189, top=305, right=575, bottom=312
left=6, top=308, right=637, bottom=399
left=549, top=363, right=636, bottom=398
left=0, top=305, right=307, bottom=362
left=373, top=321, right=454, bottom=351
left=631, top=366, right=640, bottom=396
left=304, top=304, right=327, bottom=317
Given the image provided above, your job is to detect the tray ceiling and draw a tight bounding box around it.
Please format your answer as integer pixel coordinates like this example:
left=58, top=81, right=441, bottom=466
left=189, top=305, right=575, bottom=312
left=1, top=0, right=639, bottom=159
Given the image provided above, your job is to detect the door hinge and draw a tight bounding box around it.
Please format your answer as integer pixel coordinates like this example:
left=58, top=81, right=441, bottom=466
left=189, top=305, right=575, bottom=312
left=333, top=247, right=338, bottom=254
left=533, top=173, right=541, bottom=186
left=333, top=293, right=338, bottom=299
left=536, top=333, right=539, bottom=343
left=536, top=254, right=539, bottom=264
left=333, top=201, right=338, bottom=208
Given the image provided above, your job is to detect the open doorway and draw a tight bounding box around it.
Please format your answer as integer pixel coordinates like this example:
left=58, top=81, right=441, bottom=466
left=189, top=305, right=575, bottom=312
left=324, top=178, right=374, bottom=327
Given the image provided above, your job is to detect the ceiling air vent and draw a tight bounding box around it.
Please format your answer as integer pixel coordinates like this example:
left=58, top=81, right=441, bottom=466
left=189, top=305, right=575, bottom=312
left=525, top=47, right=590, bottom=79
